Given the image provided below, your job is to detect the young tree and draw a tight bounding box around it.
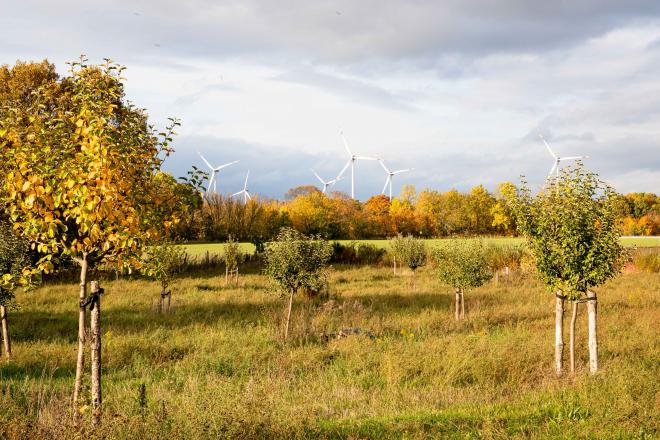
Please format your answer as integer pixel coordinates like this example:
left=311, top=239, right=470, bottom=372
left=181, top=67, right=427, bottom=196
left=141, top=241, right=187, bottom=313
left=434, top=240, right=493, bottom=320
left=389, top=234, right=427, bottom=288
left=0, top=219, right=33, bottom=359
left=0, top=58, right=190, bottom=424
left=264, top=228, right=332, bottom=340
left=506, top=164, right=626, bottom=375
left=223, top=235, right=242, bottom=284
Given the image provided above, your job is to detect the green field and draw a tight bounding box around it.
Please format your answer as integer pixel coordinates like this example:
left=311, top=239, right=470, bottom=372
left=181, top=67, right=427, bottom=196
left=1, top=263, right=658, bottom=438
left=183, top=236, right=660, bottom=257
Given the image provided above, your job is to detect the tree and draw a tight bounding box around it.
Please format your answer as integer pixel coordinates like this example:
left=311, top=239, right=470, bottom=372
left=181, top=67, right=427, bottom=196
left=434, top=240, right=493, bottom=320
left=223, top=235, right=242, bottom=284
left=264, top=228, right=332, bottom=340
left=285, top=191, right=338, bottom=237
left=467, top=185, right=496, bottom=234
left=491, top=182, right=517, bottom=235
left=389, top=234, right=427, bottom=288
left=507, top=164, right=626, bottom=375
left=0, top=58, right=190, bottom=425
left=364, top=194, right=393, bottom=238
left=284, top=185, right=320, bottom=201
left=141, top=241, right=187, bottom=313
left=0, top=219, right=34, bottom=359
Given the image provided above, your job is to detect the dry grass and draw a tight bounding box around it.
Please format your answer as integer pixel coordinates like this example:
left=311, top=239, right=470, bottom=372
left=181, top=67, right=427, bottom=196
left=1, top=264, right=658, bottom=439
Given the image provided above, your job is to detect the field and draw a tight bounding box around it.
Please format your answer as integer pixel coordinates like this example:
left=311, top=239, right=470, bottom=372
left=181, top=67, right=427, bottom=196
left=182, top=236, right=660, bottom=257
left=1, top=262, right=658, bottom=438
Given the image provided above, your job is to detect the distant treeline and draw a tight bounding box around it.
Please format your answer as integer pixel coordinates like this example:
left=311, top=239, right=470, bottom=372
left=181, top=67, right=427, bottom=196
left=172, top=183, right=659, bottom=244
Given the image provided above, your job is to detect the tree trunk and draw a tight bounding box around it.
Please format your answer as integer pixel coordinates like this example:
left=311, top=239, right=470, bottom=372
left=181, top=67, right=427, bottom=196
left=460, top=289, right=465, bottom=319
left=454, top=288, right=461, bottom=321
left=0, top=305, right=10, bottom=359
left=284, top=289, right=295, bottom=341
left=555, top=291, right=565, bottom=377
left=412, top=270, right=416, bottom=291
left=90, top=281, right=102, bottom=427
left=393, top=256, right=397, bottom=275
left=569, top=300, right=578, bottom=374
left=73, top=257, right=88, bottom=413
left=587, top=290, right=598, bottom=374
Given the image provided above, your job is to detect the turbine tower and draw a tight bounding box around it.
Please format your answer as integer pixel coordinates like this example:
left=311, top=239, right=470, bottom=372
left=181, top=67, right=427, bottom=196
left=311, top=169, right=343, bottom=194
left=336, top=132, right=378, bottom=199
left=232, top=170, right=252, bottom=204
left=197, top=151, right=239, bottom=195
left=378, top=159, right=413, bottom=201
left=539, top=134, right=589, bottom=182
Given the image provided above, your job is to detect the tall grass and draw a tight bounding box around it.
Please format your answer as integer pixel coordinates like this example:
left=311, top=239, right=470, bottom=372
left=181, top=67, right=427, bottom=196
left=1, top=264, right=658, bottom=438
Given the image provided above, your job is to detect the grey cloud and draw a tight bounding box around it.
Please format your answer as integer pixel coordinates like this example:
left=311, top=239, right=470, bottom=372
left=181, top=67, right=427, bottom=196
left=173, top=82, right=240, bottom=107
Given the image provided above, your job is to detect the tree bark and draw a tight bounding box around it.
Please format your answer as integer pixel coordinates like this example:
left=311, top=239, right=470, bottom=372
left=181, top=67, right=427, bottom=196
left=73, top=256, right=88, bottom=413
left=587, top=290, right=598, bottom=374
left=1, top=305, right=10, bottom=359
left=454, top=288, right=461, bottom=321
left=90, top=281, right=102, bottom=426
left=555, top=291, right=565, bottom=377
left=569, top=300, right=578, bottom=374
left=284, top=289, right=295, bottom=340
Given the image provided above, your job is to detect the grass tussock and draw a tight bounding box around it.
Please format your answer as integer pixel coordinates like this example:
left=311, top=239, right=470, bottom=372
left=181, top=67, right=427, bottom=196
left=1, top=265, right=658, bottom=439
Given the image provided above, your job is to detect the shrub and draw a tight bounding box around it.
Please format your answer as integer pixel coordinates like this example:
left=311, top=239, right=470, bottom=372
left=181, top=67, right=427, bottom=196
left=632, top=249, right=660, bottom=273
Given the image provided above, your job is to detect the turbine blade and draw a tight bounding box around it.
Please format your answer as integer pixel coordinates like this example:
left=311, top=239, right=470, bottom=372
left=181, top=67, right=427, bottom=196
left=561, top=156, right=588, bottom=160
left=340, top=132, right=352, bottom=156
left=548, top=161, right=558, bottom=178
left=539, top=134, right=557, bottom=159
left=337, top=160, right=351, bottom=179
left=392, top=168, right=411, bottom=174
left=246, top=192, right=252, bottom=200
left=355, top=156, right=378, bottom=161
left=311, top=169, right=324, bottom=184
left=197, top=151, right=213, bottom=169
left=382, top=176, right=390, bottom=195
left=232, top=191, right=242, bottom=197
left=244, top=171, right=250, bottom=190
left=214, top=160, right=239, bottom=171
left=378, top=159, right=390, bottom=173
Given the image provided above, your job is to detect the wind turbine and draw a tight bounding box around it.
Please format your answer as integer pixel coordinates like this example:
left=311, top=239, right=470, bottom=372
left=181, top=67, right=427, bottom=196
left=539, top=134, right=589, bottom=182
left=232, top=170, right=252, bottom=204
left=311, top=169, right=343, bottom=194
left=378, top=159, right=413, bottom=201
left=197, top=151, right=239, bottom=194
left=336, top=132, right=379, bottom=199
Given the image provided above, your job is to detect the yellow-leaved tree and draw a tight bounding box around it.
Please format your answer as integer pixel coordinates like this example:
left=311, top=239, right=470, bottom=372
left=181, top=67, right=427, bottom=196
left=0, top=58, right=199, bottom=426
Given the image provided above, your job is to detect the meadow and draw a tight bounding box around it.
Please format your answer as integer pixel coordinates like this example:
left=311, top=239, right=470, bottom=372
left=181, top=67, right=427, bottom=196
left=1, top=260, right=658, bottom=438
left=182, top=236, right=660, bottom=257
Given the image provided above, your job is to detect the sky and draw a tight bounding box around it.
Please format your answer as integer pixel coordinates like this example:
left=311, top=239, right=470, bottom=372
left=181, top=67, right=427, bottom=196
left=2, top=0, right=660, bottom=200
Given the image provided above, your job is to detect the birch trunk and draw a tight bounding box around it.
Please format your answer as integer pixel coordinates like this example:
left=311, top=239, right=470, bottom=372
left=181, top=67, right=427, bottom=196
left=284, top=289, right=295, bottom=340
left=73, top=256, right=88, bottom=412
left=0, top=305, right=10, bottom=359
left=90, top=281, right=102, bottom=426
left=555, top=291, right=565, bottom=377
left=454, top=288, right=461, bottom=321
left=587, top=290, right=598, bottom=374
left=569, top=300, right=578, bottom=374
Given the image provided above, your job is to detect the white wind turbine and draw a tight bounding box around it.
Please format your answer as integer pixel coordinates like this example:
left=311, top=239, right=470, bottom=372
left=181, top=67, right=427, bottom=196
left=197, top=151, right=239, bottom=194
left=539, top=134, right=589, bottom=182
left=232, top=170, right=252, bottom=204
left=336, top=132, right=379, bottom=199
left=378, top=159, right=414, bottom=201
left=311, top=169, right=343, bottom=194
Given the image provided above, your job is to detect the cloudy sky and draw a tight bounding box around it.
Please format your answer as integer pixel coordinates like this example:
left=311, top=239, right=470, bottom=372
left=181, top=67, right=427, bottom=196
left=3, top=1, right=660, bottom=199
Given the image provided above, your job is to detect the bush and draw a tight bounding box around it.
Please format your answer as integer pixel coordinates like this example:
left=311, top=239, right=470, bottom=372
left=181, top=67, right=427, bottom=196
left=330, top=241, right=385, bottom=265
left=389, top=235, right=428, bottom=272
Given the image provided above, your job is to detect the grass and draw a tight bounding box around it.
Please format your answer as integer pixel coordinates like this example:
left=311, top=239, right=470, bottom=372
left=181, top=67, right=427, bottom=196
left=182, top=236, right=660, bottom=257
left=1, top=264, right=658, bottom=438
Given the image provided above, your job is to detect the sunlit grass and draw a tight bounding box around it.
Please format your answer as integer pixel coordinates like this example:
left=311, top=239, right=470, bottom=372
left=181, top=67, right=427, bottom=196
left=1, top=265, right=658, bottom=438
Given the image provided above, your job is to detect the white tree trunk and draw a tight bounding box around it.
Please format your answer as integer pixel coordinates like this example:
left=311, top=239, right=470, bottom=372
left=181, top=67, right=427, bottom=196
left=0, top=305, right=10, bottom=359
left=555, top=291, right=565, bottom=377
left=460, top=289, right=465, bottom=319
left=587, top=290, right=598, bottom=374
left=73, top=257, right=88, bottom=413
left=569, top=300, right=578, bottom=374
left=454, top=288, right=461, bottom=321
left=90, top=281, right=102, bottom=426
left=284, top=290, right=295, bottom=340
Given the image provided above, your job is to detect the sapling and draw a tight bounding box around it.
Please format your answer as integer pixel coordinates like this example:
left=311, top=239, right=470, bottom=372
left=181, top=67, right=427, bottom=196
left=141, top=241, right=187, bottom=313
left=389, top=234, right=428, bottom=289
left=223, top=235, right=242, bottom=284
left=506, top=163, right=626, bottom=375
left=434, top=239, right=493, bottom=320
left=264, top=228, right=332, bottom=340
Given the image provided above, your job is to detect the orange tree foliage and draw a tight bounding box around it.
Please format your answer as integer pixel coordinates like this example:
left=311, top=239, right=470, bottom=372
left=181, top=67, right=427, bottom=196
left=0, top=58, right=187, bottom=273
